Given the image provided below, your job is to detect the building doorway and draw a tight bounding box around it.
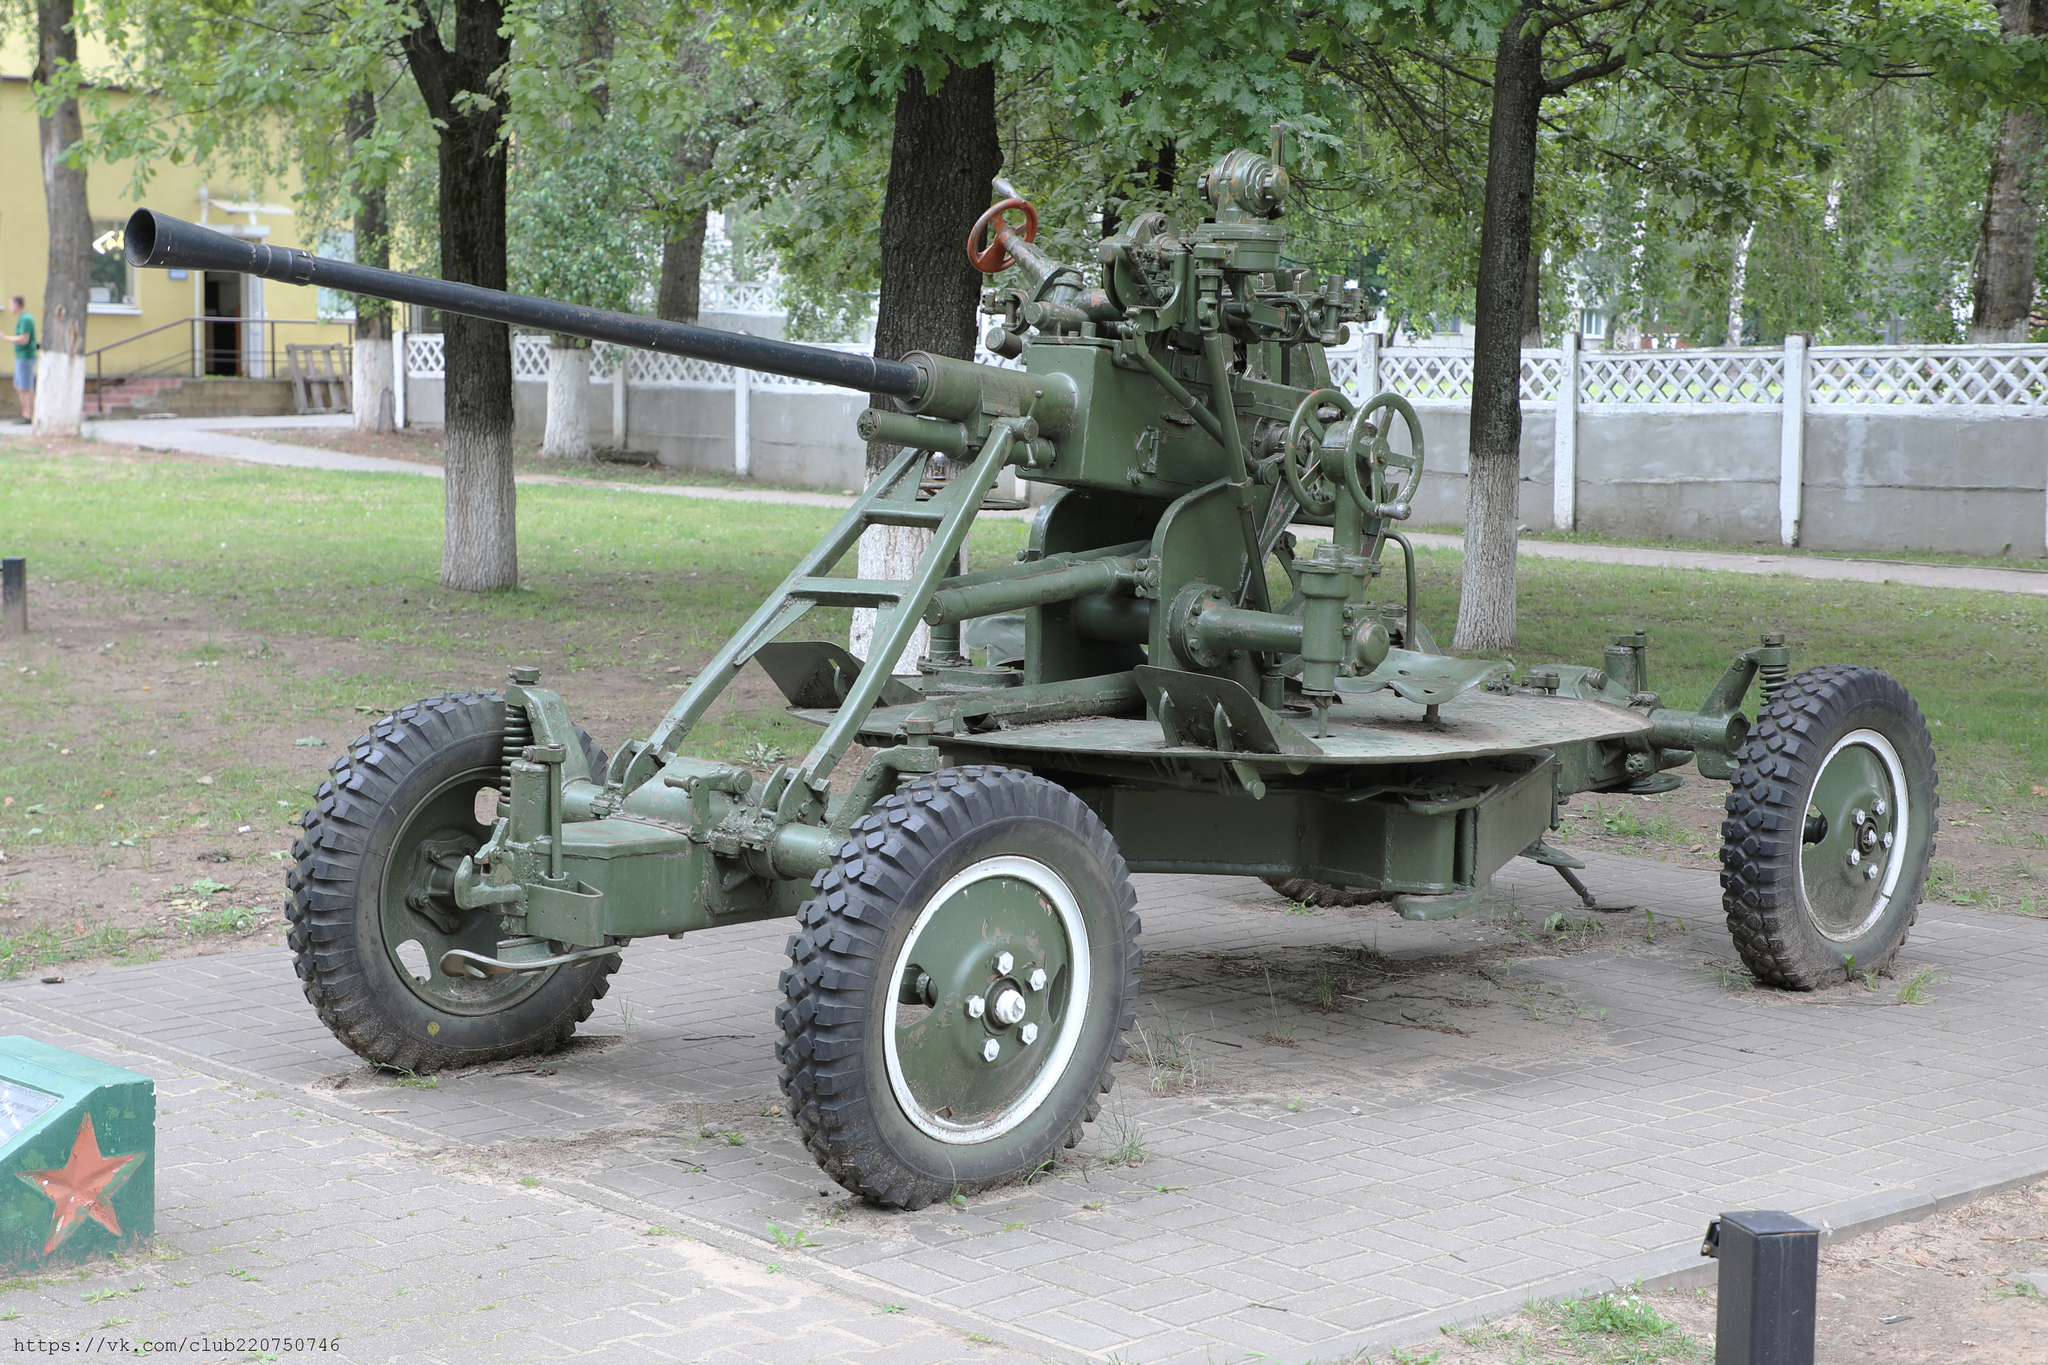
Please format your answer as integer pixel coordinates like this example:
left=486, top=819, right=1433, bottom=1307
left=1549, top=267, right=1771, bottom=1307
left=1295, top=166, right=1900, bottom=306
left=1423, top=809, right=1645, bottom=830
left=202, top=272, right=241, bottom=375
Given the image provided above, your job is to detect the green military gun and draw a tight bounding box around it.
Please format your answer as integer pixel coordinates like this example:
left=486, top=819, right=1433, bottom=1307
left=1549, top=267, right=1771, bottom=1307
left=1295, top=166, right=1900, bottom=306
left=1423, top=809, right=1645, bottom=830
left=125, top=145, right=1937, bottom=1208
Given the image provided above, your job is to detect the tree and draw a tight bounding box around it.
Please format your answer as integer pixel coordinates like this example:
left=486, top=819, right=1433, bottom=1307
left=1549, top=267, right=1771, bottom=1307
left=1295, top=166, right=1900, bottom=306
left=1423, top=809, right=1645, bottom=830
left=400, top=0, right=519, bottom=590
left=1971, top=0, right=2047, bottom=341
left=1345, top=0, right=2048, bottom=650
left=30, top=0, right=90, bottom=438
left=346, top=90, right=398, bottom=434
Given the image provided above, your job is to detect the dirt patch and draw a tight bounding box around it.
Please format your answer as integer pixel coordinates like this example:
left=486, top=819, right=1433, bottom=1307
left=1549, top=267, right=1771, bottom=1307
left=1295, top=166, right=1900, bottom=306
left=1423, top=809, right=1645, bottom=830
left=0, top=570, right=809, bottom=978
left=1432, top=1180, right=2048, bottom=1364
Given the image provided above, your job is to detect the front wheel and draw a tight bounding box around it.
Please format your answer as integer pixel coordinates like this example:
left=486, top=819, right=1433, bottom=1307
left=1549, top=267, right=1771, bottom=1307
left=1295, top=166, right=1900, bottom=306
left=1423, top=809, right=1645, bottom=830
left=1721, top=666, right=1939, bottom=989
left=776, top=767, right=1141, bottom=1209
left=285, top=692, right=619, bottom=1073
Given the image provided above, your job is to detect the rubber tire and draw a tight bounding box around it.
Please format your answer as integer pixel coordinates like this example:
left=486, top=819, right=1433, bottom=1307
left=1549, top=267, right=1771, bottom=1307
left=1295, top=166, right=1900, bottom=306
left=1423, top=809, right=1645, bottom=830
left=1721, top=666, right=1939, bottom=989
left=285, top=691, right=620, bottom=1073
left=1261, top=877, right=1387, bottom=908
left=775, top=766, right=1142, bottom=1209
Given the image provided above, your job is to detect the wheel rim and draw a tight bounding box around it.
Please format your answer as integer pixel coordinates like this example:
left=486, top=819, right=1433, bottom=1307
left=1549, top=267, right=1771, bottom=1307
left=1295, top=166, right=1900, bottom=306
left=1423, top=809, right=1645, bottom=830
left=377, top=768, right=556, bottom=1014
left=883, top=855, right=1091, bottom=1146
left=1796, top=728, right=1910, bottom=942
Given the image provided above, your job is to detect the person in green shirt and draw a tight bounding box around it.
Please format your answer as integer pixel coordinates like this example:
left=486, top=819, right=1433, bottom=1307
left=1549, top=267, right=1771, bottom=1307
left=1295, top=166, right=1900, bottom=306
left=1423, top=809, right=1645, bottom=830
left=5, top=296, right=35, bottom=423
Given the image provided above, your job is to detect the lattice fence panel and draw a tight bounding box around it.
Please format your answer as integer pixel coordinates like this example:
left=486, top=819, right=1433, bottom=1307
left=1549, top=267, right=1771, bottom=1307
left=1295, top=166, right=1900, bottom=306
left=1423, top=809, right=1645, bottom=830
left=404, top=333, right=445, bottom=379
left=1381, top=352, right=1474, bottom=402
left=511, top=334, right=551, bottom=382
left=1579, top=349, right=1782, bottom=405
left=700, top=280, right=784, bottom=316
left=1808, top=347, right=2048, bottom=409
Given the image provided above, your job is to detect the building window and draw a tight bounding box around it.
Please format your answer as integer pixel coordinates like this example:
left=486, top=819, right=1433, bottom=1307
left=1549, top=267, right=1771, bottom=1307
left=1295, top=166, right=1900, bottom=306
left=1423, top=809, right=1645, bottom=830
left=1580, top=308, right=1608, bottom=341
left=90, top=222, right=137, bottom=309
left=317, top=232, right=357, bottom=322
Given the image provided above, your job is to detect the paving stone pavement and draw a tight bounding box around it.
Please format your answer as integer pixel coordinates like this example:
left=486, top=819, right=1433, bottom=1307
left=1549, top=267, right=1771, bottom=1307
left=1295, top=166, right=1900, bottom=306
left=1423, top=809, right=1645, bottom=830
left=4, top=848, right=2045, bottom=1364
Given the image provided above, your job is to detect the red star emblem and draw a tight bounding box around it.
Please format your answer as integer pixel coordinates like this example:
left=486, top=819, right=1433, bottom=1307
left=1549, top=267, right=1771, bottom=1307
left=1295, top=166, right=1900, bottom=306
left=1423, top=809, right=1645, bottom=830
left=15, top=1112, right=146, bottom=1254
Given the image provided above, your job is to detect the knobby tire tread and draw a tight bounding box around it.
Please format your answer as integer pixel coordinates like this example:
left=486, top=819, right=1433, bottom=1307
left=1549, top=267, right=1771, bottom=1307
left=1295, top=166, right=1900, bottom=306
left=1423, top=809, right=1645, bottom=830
left=774, top=766, right=1142, bottom=1209
left=1719, top=665, right=1938, bottom=989
left=284, top=691, right=617, bottom=1072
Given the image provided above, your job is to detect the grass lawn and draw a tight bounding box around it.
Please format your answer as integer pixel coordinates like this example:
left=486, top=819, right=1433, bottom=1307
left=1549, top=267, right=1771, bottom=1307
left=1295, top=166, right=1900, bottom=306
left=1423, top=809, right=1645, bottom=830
left=2, top=441, right=2044, bottom=974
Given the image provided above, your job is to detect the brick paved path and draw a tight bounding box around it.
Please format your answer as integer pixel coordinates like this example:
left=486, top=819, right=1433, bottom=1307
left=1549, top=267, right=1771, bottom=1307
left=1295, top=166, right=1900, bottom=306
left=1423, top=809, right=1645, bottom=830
left=4, top=850, right=2044, bottom=1363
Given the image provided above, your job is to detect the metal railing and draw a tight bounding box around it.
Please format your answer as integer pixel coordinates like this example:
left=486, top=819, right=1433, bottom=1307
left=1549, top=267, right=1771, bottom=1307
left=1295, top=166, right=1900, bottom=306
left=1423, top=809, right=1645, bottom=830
left=85, top=316, right=352, bottom=411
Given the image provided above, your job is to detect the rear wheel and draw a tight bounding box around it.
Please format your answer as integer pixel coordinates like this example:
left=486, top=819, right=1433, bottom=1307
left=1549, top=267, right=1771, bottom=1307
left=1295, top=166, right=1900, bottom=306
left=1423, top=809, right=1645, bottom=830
left=286, top=692, right=619, bottom=1072
left=776, top=766, right=1140, bottom=1209
left=1721, top=666, right=1938, bottom=989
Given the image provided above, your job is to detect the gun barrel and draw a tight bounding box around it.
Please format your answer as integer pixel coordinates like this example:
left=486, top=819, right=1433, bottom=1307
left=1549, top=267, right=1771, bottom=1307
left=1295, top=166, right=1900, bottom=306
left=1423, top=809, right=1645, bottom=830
left=123, top=209, right=924, bottom=401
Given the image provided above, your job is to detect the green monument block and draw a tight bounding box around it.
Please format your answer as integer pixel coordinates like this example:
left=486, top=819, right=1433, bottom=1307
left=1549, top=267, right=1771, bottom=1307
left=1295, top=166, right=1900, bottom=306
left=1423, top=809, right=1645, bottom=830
left=0, top=1036, right=155, bottom=1272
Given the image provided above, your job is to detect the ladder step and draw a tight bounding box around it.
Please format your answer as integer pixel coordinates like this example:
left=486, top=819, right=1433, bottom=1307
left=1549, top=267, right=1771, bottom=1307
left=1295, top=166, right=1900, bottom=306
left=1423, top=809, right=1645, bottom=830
left=789, top=577, right=908, bottom=607
left=863, top=505, right=948, bottom=528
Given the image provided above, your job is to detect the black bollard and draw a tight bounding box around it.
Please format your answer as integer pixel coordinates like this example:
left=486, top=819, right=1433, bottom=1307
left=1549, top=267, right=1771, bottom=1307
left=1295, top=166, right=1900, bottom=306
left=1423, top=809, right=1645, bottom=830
left=1701, top=1210, right=1818, bottom=1365
left=0, top=557, right=23, bottom=638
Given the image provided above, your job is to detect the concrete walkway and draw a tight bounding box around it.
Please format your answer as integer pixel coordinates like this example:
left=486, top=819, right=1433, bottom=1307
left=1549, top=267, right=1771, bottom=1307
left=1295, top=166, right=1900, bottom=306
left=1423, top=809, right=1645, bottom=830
left=4, top=853, right=2043, bottom=1363
left=81, top=414, right=2048, bottom=596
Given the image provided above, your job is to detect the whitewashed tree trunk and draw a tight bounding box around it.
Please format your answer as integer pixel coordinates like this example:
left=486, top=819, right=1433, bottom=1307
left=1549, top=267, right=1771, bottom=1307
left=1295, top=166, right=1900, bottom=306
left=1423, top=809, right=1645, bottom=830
left=352, top=337, right=395, bottom=433
left=849, top=525, right=930, bottom=676
left=1725, top=223, right=1755, bottom=348
left=30, top=347, right=83, bottom=438
left=542, top=340, right=593, bottom=460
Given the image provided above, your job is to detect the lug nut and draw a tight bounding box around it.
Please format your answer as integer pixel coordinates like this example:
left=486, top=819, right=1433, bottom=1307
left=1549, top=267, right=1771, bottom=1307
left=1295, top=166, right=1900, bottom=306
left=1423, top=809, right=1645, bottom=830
left=1883, top=831, right=1894, bottom=849
left=1027, top=967, right=1048, bottom=991
left=1847, top=849, right=1861, bottom=867
left=1852, top=809, right=1867, bottom=828
left=1865, top=864, right=1880, bottom=881
left=995, top=951, right=1014, bottom=975
left=993, top=989, right=1027, bottom=1026
left=981, top=1039, right=1000, bottom=1062
left=1874, top=798, right=1887, bottom=817
left=1020, top=1023, right=1038, bottom=1045
left=966, top=995, right=986, bottom=1019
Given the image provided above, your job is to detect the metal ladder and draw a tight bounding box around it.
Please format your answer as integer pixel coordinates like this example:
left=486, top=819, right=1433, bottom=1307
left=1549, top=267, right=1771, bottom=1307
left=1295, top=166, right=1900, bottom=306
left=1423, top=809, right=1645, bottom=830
left=645, top=420, right=1026, bottom=787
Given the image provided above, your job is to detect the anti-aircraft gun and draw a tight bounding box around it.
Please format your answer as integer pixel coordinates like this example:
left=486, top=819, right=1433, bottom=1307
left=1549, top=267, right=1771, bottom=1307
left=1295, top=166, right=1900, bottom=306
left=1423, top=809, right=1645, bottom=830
left=126, top=145, right=1939, bottom=1208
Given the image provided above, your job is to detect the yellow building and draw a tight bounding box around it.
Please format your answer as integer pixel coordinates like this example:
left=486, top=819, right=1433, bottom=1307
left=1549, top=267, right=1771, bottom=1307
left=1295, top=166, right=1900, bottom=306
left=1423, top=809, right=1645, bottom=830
left=0, top=42, right=350, bottom=415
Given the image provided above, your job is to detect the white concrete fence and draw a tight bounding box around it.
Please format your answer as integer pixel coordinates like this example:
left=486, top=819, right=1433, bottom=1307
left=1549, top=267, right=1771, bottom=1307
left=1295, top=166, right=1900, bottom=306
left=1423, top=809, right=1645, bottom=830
left=397, top=321, right=2048, bottom=558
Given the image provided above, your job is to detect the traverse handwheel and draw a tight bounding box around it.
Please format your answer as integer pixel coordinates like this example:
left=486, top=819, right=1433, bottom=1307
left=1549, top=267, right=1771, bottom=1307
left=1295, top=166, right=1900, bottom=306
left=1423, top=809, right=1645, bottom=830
left=1283, top=387, right=1357, bottom=518
left=968, top=198, right=1039, bottom=274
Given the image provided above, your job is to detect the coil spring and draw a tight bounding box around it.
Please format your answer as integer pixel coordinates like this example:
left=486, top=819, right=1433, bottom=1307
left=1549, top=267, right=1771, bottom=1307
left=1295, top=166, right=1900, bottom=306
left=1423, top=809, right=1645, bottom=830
left=1759, top=658, right=1789, bottom=704
left=501, top=700, right=533, bottom=799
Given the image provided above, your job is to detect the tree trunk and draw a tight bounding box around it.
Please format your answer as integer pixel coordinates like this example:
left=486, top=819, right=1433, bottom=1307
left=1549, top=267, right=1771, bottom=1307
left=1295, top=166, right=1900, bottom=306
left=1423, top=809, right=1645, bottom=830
left=31, top=0, right=88, bottom=440
left=657, top=206, right=709, bottom=324
left=347, top=90, right=396, bottom=434
left=1969, top=0, right=2044, bottom=343
left=1454, top=9, right=1544, bottom=653
left=542, top=338, right=593, bottom=460
left=401, top=0, right=517, bottom=592
left=851, top=61, right=1001, bottom=673
left=1520, top=244, right=1542, bottom=347
left=657, top=40, right=715, bottom=326
left=1726, top=222, right=1755, bottom=348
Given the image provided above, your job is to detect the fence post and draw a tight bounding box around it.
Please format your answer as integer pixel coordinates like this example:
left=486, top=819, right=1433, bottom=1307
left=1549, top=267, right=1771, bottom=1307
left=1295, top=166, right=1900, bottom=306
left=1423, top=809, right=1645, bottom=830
left=1363, top=330, right=1382, bottom=397
left=1553, top=331, right=1580, bottom=532
left=733, top=364, right=751, bottom=478
left=613, top=354, right=628, bottom=450
left=1779, top=333, right=1807, bottom=548
left=392, top=328, right=407, bottom=430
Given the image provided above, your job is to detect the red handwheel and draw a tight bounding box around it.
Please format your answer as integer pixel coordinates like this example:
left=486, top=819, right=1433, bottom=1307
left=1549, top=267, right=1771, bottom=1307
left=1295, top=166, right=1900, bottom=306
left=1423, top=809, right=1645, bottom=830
left=968, top=198, right=1038, bottom=274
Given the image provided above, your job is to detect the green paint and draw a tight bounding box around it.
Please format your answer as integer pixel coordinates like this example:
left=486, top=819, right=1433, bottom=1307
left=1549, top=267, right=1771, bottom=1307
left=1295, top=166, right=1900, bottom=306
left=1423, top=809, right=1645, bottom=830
left=0, top=1037, right=155, bottom=1273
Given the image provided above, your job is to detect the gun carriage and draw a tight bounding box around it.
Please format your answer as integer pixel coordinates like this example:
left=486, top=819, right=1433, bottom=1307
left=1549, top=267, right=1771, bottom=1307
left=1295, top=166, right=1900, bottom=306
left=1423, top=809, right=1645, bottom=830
left=126, top=145, right=1938, bottom=1208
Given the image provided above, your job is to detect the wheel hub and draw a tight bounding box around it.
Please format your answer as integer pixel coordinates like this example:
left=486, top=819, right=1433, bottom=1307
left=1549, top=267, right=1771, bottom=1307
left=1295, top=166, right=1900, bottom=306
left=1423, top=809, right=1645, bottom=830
left=1798, top=729, right=1910, bottom=942
left=882, top=855, right=1090, bottom=1144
